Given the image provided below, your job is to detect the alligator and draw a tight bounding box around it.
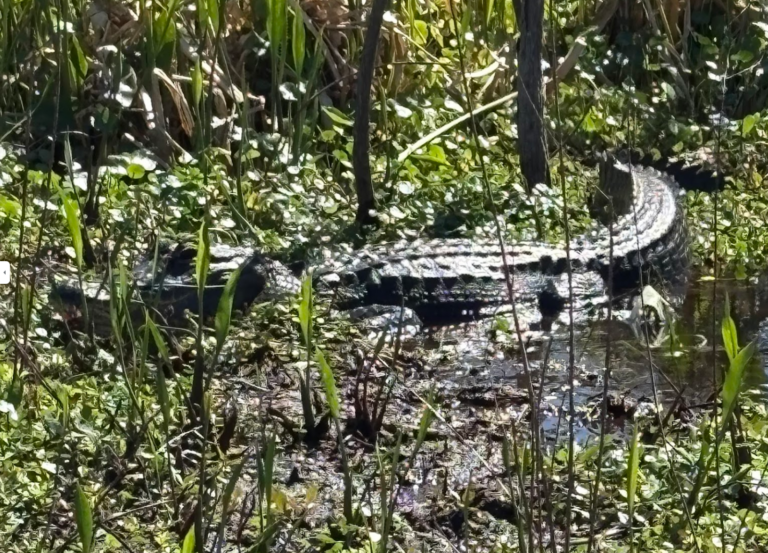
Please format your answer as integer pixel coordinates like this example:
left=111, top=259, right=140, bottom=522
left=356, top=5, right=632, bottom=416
left=49, top=153, right=720, bottom=335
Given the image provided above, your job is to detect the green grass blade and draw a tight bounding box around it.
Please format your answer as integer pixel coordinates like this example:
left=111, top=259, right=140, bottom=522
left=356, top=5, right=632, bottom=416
left=263, top=434, right=276, bottom=544
left=60, top=189, right=83, bottom=270
left=244, top=521, right=283, bottom=553
left=64, top=134, right=75, bottom=177
left=146, top=316, right=172, bottom=367
left=196, top=0, right=209, bottom=34
left=484, top=0, right=494, bottom=28
left=627, top=421, right=642, bottom=524
left=721, top=340, right=756, bottom=433
left=192, top=58, right=204, bottom=108
left=69, top=36, right=88, bottom=90
left=118, top=263, right=129, bottom=303
left=410, top=387, right=435, bottom=464
left=267, top=0, right=287, bottom=58
left=298, top=274, right=313, bottom=348
left=721, top=292, right=738, bottom=362
left=155, top=363, right=171, bottom=433
left=378, top=433, right=401, bottom=552
left=146, top=316, right=173, bottom=432
left=376, top=443, right=387, bottom=539
left=152, top=4, right=178, bottom=67
left=207, top=0, right=220, bottom=34
left=316, top=348, right=339, bottom=419
left=58, top=386, right=70, bottom=431
left=73, top=482, right=93, bottom=553
left=292, top=7, right=305, bottom=77
left=182, top=524, right=196, bottom=553
left=109, top=272, right=122, bottom=339
left=217, top=457, right=246, bottom=547
left=298, top=378, right=316, bottom=433
left=215, top=263, right=245, bottom=355
left=195, top=220, right=210, bottom=294
left=20, top=285, right=32, bottom=333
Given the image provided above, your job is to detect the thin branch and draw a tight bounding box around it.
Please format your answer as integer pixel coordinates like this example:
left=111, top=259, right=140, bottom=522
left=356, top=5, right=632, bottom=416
left=396, top=0, right=619, bottom=164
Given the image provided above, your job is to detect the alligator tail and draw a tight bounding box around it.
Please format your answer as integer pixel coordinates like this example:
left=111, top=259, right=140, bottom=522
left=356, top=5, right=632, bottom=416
left=612, top=148, right=726, bottom=193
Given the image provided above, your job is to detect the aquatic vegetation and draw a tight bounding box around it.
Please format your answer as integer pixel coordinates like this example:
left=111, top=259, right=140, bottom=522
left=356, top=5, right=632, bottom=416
left=1, top=0, right=768, bottom=551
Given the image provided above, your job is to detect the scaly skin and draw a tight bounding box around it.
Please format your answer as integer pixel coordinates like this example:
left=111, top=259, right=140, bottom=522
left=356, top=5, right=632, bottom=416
left=312, top=163, right=690, bottom=322
left=48, top=158, right=704, bottom=332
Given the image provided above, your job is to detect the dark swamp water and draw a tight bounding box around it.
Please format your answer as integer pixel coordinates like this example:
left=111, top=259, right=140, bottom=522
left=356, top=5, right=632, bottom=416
left=410, top=270, right=768, bottom=443
left=230, top=272, right=768, bottom=549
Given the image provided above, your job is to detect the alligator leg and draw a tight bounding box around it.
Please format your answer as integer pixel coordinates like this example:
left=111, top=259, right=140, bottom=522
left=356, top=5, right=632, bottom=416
left=346, top=304, right=424, bottom=336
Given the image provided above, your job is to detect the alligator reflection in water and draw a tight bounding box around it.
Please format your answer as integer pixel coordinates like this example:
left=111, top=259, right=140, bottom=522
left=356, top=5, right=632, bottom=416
left=416, top=271, right=768, bottom=442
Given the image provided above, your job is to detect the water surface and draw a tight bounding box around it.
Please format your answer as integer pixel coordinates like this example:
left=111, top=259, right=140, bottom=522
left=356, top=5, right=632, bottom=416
left=418, top=271, right=768, bottom=442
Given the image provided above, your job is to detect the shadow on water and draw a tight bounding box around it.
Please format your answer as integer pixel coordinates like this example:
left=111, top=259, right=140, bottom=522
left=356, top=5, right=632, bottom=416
left=416, top=270, right=768, bottom=444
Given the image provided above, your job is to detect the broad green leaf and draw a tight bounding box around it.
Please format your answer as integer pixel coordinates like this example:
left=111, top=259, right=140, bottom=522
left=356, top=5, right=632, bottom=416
left=0, top=194, right=22, bottom=218
left=412, top=20, right=428, bottom=45
left=195, top=220, right=210, bottom=293
left=182, top=524, right=195, bottom=553
left=127, top=163, right=146, bottom=180
left=298, top=274, right=313, bottom=347
left=661, top=81, right=677, bottom=100
left=721, top=340, right=757, bottom=431
left=319, top=129, right=337, bottom=141
left=428, top=144, right=447, bottom=162
left=731, top=49, right=754, bottom=63
left=316, top=349, right=339, bottom=419
left=721, top=293, right=738, bottom=362
left=743, top=113, right=759, bottom=135
left=215, top=263, right=245, bottom=355
left=292, top=7, right=306, bottom=77
left=322, top=106, right=353, bottom=127
left=74, top=483, right=93, bottom=553
left=411, top=153, right=451, bottom=167
left=581, top=108, right=598, bottom=132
